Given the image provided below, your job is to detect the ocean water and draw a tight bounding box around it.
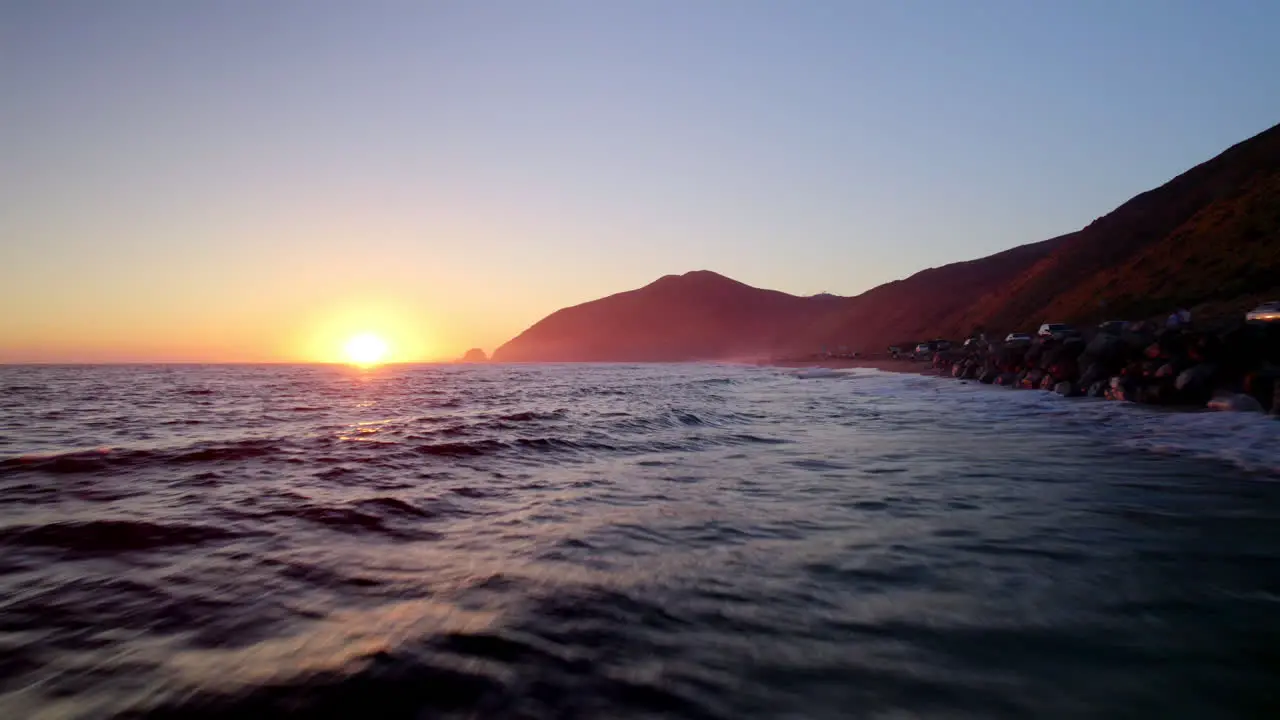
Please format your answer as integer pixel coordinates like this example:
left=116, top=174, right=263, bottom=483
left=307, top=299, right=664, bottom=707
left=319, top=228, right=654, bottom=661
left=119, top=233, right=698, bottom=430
left=2, top=363, right=1280, bottom=719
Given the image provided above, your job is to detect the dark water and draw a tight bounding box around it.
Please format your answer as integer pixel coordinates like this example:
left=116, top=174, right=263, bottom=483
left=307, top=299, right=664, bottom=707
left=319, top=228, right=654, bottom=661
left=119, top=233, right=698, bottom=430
left=3, top=364, right=1280, bottom=719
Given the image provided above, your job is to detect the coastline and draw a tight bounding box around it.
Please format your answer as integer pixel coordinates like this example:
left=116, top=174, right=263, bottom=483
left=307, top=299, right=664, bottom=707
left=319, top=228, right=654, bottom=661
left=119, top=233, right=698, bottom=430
left=768, top=355, right=945, bottom=377
left=768, top=323, right=1280, bottom=417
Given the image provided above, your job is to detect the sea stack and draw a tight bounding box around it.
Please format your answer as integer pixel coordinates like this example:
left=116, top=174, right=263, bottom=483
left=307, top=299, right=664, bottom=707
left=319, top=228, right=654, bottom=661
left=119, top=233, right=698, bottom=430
left=461, top=348, right=487, bottom=362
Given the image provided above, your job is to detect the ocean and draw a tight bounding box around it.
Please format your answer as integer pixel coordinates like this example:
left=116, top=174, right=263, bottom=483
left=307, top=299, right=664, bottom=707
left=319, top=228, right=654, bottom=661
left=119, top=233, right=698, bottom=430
left=2, top=363, right=1279, bottom=719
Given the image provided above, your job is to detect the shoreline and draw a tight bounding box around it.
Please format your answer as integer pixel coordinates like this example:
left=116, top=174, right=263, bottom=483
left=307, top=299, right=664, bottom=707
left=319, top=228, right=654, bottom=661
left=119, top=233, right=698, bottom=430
left=767, top=356, right=945, bottom=377
left=769, top=324, right=1280, bottom=416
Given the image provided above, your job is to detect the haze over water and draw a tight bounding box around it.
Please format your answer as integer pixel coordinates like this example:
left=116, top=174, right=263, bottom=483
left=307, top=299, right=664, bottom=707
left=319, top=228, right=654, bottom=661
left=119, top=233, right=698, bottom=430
left=3, top=364, right=1280, bottom=718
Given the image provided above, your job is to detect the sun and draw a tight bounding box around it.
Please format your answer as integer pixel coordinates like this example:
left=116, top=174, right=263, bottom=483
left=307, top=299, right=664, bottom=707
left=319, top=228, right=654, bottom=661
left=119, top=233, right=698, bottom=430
left=343, top=333, right=390, bottom=366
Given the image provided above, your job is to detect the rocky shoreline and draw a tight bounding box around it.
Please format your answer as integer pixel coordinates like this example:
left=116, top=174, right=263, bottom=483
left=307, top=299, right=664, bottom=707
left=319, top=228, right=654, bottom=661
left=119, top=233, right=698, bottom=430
left=923, top=323, right=1280, bottom=414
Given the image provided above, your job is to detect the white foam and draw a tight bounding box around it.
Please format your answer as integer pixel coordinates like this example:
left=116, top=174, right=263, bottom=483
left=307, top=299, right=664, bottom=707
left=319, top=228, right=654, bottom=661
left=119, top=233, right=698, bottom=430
left=793, top=368, right=848, bottom=379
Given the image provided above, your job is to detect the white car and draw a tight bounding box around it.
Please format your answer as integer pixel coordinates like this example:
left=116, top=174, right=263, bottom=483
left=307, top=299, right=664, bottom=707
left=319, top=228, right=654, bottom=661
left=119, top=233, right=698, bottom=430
left=1037, top=323, right=1072, bottom=338
left=1004, top=333, right=1032, bottom=344
left=1246, top=301, right=1280, bottom=323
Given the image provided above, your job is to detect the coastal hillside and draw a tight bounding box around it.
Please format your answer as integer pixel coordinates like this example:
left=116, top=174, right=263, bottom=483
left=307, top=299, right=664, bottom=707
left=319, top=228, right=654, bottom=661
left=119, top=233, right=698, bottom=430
left=495, top=121, right=1280, bottom=361
left=491, top=271, right=844, bottom=362
left=804, top=121, right=1280, bottom=349
left=801, top=234, right=1070, bottom=350
left=956, top=121, right=1280, bottom=335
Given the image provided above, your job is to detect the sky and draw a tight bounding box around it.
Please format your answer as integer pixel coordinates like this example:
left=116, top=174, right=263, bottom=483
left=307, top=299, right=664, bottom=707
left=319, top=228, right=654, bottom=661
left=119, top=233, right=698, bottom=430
left=3, top=0, right=1279, bottom=362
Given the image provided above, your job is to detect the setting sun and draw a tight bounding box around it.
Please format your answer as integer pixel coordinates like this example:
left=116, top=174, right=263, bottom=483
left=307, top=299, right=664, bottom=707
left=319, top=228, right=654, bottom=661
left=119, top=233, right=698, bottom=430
left=292, top=298, right=439, bottom=364
left=343, top=333, right=390, bottom=366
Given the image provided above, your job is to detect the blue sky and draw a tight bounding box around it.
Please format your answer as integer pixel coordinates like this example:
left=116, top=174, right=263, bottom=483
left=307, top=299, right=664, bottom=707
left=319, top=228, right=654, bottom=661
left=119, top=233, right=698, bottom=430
left=2, top=0, right=1278, bottom=359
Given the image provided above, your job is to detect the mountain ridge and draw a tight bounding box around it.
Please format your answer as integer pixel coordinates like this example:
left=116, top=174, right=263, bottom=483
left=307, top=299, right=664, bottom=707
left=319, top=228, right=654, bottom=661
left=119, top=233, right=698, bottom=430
left=492, top=122, right=1280, bottom=362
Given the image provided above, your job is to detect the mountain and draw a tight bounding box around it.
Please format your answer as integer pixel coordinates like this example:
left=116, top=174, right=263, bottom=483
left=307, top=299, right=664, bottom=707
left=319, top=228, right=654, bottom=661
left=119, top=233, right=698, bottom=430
left=801, top=234, right=1070, bottom=350
left=955, top=121, right=1280, bottom=334
left=494, top=122, right=1280, bottom=361
left=491, top=271, right=844, bottom=362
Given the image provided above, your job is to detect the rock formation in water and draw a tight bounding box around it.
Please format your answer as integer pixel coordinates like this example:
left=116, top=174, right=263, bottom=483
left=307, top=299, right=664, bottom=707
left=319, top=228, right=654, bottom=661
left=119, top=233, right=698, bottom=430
left=461, top=348, right=487, bottom=362
left=494, top=121, right=1280, bottom=361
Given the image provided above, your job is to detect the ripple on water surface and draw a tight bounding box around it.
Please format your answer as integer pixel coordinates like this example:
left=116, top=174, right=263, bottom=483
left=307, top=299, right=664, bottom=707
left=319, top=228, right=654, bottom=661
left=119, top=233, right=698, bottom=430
left=1, top=364, right=1279, bottom=718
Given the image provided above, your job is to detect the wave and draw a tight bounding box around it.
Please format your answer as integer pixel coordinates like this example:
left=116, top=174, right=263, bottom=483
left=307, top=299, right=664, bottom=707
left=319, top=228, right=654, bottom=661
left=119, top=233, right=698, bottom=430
left=415, top=440, right=506, bottom=457
left=498, top=410, right=568, bottom=422
left=0, top=519, right=241, bottom=555
left=353, top=496, right=441, bottom=519
left=6, top=364, right=1280, bottom=719
left=267, top=503, right=444, bottom=542
left=0, top=422, right=778, bottom=476
left=794, top=368, right=848, bottom=379
left=0, top=439, right=288, bottom=477
left=134, top=586, right=721, bottom=720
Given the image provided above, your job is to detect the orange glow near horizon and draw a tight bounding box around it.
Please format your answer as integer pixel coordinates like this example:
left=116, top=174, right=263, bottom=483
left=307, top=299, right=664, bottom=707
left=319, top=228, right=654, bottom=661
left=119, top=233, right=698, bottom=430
left=0, top=292, right=498, bottom=363
left=292, top=298, right=440, bottom=364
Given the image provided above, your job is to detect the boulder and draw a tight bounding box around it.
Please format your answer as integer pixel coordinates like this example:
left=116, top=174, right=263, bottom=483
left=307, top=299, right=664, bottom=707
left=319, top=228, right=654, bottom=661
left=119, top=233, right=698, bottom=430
left=1086, top=380, right=1108, bottom=398
left=1207, top=393, right=1265, bottom=413
left=1025, top=343, right=1044, bottom=367
left=994, top=344, right=1028, bottom=371
left=1175, top=364, right=1213, bottom=391
left=1079, top=362, right=1106, bottom=388
left=1121, top=327, right=1157, bottom=354
left=1049, top=357, right=1080, bottom=382
left=1037, top=344, right=1061, bottom=370
left=1137, top=382, right=1174, bottom=405
left=1106, top=376, right=1137, bottom=402
left=1243, top=370, right=1280, bottom=412
left=1039, top=374, right=1057, bottom=391
left=1062, top=337, right=1087, bottom=358
left=1219, top=326, right=1264, bottom=376
left=1081, top=334, right=1126, bottom=368
left=1054, top=381, right=1078, bottom=397
left=1175, top=364, right=1215, bottom=403
left=1186, top=332, right=1221, bottom=364
left=978, top=368, right=999, bottom=384
left=1153, top=330, right=1188, bottom=359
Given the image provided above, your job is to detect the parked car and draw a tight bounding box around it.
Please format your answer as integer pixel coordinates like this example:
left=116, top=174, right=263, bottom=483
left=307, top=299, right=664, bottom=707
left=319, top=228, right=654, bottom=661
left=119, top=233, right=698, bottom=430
left=1098, top=320, right=1129, bottom=335
left=1004, top=333, right=1032, bottom=344
left=1246, top=301, right=1280, bottom=323
left=912, top=342, right=935, bottom=359
left=1037, top=323, right=1075, bottom=339
left=888, top=345, right=904, bottom=359
left=932, top=339, right=952, bottom=352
